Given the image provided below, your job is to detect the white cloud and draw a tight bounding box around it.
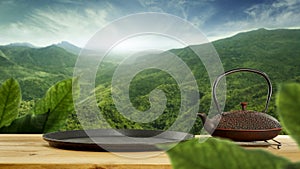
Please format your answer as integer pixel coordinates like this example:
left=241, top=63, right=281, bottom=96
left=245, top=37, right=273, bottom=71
left=0, top=5, right=112, bottom=47
left=170, top=0, right=189, bottom=19
left=190, top=8, right=216, bottom=28
left=137, top=0, right=164, bottom=13
left=206, top=0, right=300, bottom=41
left=138, top=0, right=205, bottom=20
left=272, top=0, right=298, bottom=8
left=137, top=0, right=216, bottom=32
left=243, top=0, right=300, bottom=28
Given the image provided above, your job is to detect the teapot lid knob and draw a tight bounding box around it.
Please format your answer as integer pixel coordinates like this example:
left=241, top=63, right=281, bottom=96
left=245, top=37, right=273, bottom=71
left=241, top=102, right=248, bottom=111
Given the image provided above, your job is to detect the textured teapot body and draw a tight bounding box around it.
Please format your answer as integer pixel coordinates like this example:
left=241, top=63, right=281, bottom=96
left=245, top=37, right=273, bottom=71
left=199, top=109, right=282, bottom=142
left=199, top=68, right=282, bottom=141
left=213, top=111, right=281, bottom=130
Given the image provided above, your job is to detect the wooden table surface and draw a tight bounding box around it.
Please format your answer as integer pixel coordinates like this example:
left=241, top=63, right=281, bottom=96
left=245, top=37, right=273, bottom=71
left=0, top=135, right=299, bottom=169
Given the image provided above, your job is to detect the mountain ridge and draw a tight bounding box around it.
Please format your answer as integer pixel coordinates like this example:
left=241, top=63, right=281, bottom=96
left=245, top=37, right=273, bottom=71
left=2, top=41, right=81, bottom=55
left=6, top=42, right=36, bottom=48
left=56, top=41, right=81, bottom=55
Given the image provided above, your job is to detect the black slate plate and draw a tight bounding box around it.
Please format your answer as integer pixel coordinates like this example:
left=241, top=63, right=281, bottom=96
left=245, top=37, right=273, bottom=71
left=43, top=129, right=193, bottom=152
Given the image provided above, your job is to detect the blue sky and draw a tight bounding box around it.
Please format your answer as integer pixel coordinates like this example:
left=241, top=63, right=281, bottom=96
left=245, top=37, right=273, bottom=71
left=0, top=0, right=299, bottom=47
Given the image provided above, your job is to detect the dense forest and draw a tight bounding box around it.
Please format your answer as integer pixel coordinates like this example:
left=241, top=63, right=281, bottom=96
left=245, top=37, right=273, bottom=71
left=0, top=28, right=300, bottom=134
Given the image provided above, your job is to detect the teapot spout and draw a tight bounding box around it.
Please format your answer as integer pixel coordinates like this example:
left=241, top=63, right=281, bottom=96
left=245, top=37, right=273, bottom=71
left=197, top=113, right=207, bottom=124
left=197, top=113, right=216, bottom=134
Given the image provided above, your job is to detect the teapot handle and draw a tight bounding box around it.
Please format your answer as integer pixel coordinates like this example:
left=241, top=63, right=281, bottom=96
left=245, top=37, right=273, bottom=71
left=213, top=68, right=272, bottom=114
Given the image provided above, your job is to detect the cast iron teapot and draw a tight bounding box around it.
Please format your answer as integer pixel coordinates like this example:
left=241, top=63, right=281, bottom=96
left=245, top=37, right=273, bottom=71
left=198, top=68, right=282, bottom=142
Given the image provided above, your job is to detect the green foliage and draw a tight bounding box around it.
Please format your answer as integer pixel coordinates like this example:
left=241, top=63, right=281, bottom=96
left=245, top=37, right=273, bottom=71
left=0, top=78, right=21, bottom=128
left=0, top=112, right=49, bottom=133
left=284, top=163, right=300, bottom=169
left=18, top=100, right=35, bottom=117
left=165, top=138, right=290, bottom=169
left=277, top=83, right=300, bottom=146
left=0, top=78, right=77, bottom=133
left=96, top=85, right=143, bottom=130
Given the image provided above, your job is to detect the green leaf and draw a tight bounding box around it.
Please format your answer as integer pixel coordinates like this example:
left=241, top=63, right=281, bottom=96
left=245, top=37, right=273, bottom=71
left=0, top=78, right=21, bottom=128
left=284, top=162, right=300, bottom=169
left=0, top=112, right=49, bottom=133
left=165, top=138, right=290, bottom=169
left=277, top=83, right=300, bottom=146
left=33, top=78, right=78, bottom=133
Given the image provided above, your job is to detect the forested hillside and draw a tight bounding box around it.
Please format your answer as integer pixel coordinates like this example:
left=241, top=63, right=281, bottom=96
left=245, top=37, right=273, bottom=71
left=213, top=28, right=300, bottom=115
left=96, top=28, right=300, bottom=133
left=0, top=45, right=76, bottom=99
left=0, top=28, right=299, bottom=133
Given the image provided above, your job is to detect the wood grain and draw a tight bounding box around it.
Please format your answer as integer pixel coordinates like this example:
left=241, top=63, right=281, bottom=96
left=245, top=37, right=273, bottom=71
left=0, top=135, right=299, bottom=169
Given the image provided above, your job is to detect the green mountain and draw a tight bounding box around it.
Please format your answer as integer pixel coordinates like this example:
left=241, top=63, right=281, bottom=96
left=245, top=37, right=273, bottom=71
left=211, top=29, right=300, bottom=114
left=87, top=28, right=300, bottom=133
left=0, top=44, right=77, bottom=100
left=0, top=28, right=299, bottom=133
left=214, top=28, right=300, bottom=80
left=0, top=45, right=76, bottom=74
left=163, top=28, right=300, bottom=112
left=6, top=42, right=36, bottom=48
left=0, top=50, right=14, bottom=66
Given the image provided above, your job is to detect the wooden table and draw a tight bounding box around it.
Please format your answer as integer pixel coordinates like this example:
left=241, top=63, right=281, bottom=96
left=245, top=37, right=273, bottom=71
left=0, top=135, right=299, bottom=169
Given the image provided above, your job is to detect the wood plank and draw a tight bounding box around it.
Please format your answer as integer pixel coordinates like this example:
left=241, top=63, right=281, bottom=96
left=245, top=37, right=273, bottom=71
left=0, top=134, right=171, bottom=169
left=0, top=134, right=300, bottom=169
left=254, top=135, right=300, bottom=162
left=0, top=164, right=171, bottom=169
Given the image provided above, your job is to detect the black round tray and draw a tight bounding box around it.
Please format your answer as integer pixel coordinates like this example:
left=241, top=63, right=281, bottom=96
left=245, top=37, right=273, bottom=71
left=43, top=129, right=193, bottom=152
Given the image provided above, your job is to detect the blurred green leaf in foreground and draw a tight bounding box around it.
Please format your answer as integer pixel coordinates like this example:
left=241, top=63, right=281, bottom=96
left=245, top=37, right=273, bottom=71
left=0, top=78, right=21, bottom=128
left=0, top=78, right=76, bottom=133
left=165, top=138, right=290, bottom=169
left=277, top=83, right=300, bottom=147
